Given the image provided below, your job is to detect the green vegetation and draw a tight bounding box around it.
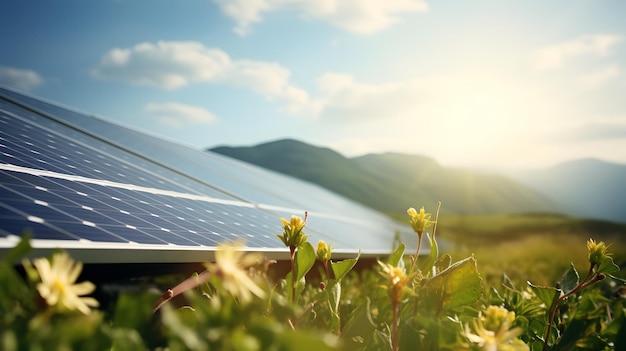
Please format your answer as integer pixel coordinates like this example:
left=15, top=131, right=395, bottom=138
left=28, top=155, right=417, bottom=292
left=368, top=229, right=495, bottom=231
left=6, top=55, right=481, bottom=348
left=210, top=139, right=554, bottom=215
left=1, top=206, right=624, bottom=350
left=434, top=213, right=626, bottom=286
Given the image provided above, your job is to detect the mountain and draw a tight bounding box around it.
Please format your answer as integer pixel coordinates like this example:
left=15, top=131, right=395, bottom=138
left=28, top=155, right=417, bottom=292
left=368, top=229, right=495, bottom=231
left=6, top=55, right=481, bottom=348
left=209, top=139, right=557, bottom=216
left=511, top=158, right=626, bottom=223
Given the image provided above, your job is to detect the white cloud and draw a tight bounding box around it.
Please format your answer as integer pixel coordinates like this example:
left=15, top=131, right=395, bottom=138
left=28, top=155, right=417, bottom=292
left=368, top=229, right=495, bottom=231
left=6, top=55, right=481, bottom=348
left=0, top=66, right=43, bottom=91
left=93, top=41, right=229, bottom=89
left=315, top=73, right=424, bottom=121
left=93, top=41, right=311, bottom=114
left=577, top=65, right=619, bottom=89
left=144, top=102, right=217, bottom=128
left=219, top=59, right=311, bottom=113
left=213, top=0, right=272, bottom=36
left=533, top=34, right=622, bottom=70
left=303, top=0, right=428, bottom=34
left=212, top=0, right=428, bottom=35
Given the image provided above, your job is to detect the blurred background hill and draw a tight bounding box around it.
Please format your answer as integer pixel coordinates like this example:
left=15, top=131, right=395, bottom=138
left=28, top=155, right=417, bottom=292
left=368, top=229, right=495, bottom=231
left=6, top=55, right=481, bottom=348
left=210, top=139, right=626, bottom=223
left=511, top=158, right=626, bottom=223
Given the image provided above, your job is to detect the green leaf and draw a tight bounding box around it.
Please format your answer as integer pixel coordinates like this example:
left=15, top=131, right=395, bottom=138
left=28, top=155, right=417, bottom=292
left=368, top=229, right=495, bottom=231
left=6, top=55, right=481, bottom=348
left=326, top=280, right=341, bottom=333
left=285, top=273, right=295, bottom=302
left=421, top=256, right=482, bottom=313
left=277, top=330, right=339, bottom=351
left=434, top=254, right=451, bottom=274
left=161, top=304, right=206, bottom=351
left=560, top=262, right=579, bottom=294
left=557, top=318, right=595, bottom=350
left=113, top=293, right=157, bottom=330
left=419, top=232, right=439, bottom=275
left=342, top=297, right=376, bottom=344
left=109, top=329, right=146, bottom=351
left=528, top=281, right=560, bottom=307
left=295, top=242, right=316, bottom=282
left=331, top=252, right=360, bottom=281
left=326, top=280, right=341, bottom=314
left=175, top=306, right=200, bottom=329
left=597, top=255, right=620, bottom=275
left=388, top=243, right=405, bottom=267
left=295, top=276, right=306, bottom=300
left=285, top=272, right=307, bottom=302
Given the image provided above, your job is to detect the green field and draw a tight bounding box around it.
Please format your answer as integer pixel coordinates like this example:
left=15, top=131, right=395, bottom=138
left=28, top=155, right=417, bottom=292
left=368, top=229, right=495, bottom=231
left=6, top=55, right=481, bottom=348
left=428, top=213, right=626, bottom=286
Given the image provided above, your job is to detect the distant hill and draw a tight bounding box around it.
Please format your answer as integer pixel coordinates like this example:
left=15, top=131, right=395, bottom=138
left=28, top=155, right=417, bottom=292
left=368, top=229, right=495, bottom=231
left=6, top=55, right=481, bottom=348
left=209, top=139, right=557, bottom=216
left=511, top=158, right=626, bottom=223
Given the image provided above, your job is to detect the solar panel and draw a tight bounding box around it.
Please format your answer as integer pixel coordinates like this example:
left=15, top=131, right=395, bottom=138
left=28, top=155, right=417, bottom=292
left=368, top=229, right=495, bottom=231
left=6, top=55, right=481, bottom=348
left=0, top=86, right=418, bottom=263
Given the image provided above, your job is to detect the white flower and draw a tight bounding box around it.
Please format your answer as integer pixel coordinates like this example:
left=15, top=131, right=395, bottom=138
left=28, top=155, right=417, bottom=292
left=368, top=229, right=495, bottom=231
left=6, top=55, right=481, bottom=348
left=461, top=306, right=529, bottom=351
left=207, top=243, right=266, bottom=303
left=32, top=252, right=99, bottom=314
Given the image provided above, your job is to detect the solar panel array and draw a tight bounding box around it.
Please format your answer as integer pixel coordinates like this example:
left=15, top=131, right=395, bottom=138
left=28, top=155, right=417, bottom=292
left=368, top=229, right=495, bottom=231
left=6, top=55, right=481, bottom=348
left=0, top=86, right=418, bottom=263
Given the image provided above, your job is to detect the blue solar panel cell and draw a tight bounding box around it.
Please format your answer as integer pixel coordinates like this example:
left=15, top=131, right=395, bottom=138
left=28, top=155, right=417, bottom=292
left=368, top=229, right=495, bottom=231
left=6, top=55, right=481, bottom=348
left=0, top=168, right=285, bottom=246
left=0, top=89, right=390, bottom=218
left=0, top=86, right=418, bottom=263
left=0, top=102, right=237, bottom=200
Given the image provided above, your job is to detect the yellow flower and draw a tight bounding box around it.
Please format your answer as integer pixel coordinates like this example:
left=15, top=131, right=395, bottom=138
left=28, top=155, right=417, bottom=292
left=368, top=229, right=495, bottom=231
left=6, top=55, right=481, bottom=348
left=460, top=306, right=528, bottom=351
left=587, top=238, right=609, bottom=266
left=378, top=261, right=415, bottom=303
left=32, top=251, right=99, bottom=314
left=316, top=240, right=332, bottom=262
left=407, top=207, right=435, bottom=234
left=206, top=242, right=266, bottom=303
left=277, top=214, right=308, bottom=248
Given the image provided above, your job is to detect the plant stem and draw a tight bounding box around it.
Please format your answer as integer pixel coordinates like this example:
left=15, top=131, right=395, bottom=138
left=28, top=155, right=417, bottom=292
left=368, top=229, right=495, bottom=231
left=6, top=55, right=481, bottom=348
left=290, top=245, right=296, bottom=303
left=411, top=232, right=423, bottom=273
left=432, top=201, right=441, bottom=239
left=323, top=260, right=330, bottom=282
left=392, top=300, right=400, bottom=351
left=542, top=266, right=598, bottom=351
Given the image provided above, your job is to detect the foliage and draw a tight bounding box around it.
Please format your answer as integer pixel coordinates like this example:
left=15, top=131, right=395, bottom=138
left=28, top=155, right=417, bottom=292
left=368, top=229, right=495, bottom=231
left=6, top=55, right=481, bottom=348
left=1, top=206, right=624, bottom=350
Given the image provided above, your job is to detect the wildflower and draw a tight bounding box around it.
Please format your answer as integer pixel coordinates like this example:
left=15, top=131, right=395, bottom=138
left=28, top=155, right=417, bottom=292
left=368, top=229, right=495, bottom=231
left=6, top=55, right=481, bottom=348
left=316, top=240, right=332, bottom=263
left=379, top=261, right=418, bottom=351
left=277, top=214, right=308, bottom=248
left=378, top=261, right=415, bottom=303
left=206, top=242, right=266, bottom=303
left=32, top=251, right=99, bottom=314
left=460, top=306, right=529, bottom=351
left=587, top=238, right=609, bottom=267
left=407, top=206, right=437, bottom=270
left=407, top=207, right=435, bottom=235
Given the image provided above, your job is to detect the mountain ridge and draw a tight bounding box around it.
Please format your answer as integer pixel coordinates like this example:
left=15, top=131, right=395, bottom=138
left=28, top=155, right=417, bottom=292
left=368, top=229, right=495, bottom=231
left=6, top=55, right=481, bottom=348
left=209, top=139, right=560, bottom=216
left=511, top=158, right=626, bottom=223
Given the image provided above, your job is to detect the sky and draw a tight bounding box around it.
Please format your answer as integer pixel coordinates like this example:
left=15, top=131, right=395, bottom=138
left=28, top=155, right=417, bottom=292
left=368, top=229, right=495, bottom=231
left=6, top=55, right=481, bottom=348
left=1, top=0, right=625, bottom=171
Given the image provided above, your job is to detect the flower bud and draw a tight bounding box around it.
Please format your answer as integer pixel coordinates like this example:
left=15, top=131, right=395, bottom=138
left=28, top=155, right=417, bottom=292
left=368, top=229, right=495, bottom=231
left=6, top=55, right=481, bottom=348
left=316, top=240, right=332, bottom=262
left=407, top=207, right=435, bottom=234
left=587, top=239, right=608, bottom=266
left=276, top=214, right=308, bottom=248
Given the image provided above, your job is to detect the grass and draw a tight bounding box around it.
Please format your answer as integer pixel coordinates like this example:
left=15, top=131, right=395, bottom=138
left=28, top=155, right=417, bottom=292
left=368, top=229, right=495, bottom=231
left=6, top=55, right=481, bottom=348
left=428, top=213, right=626, bottom=286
